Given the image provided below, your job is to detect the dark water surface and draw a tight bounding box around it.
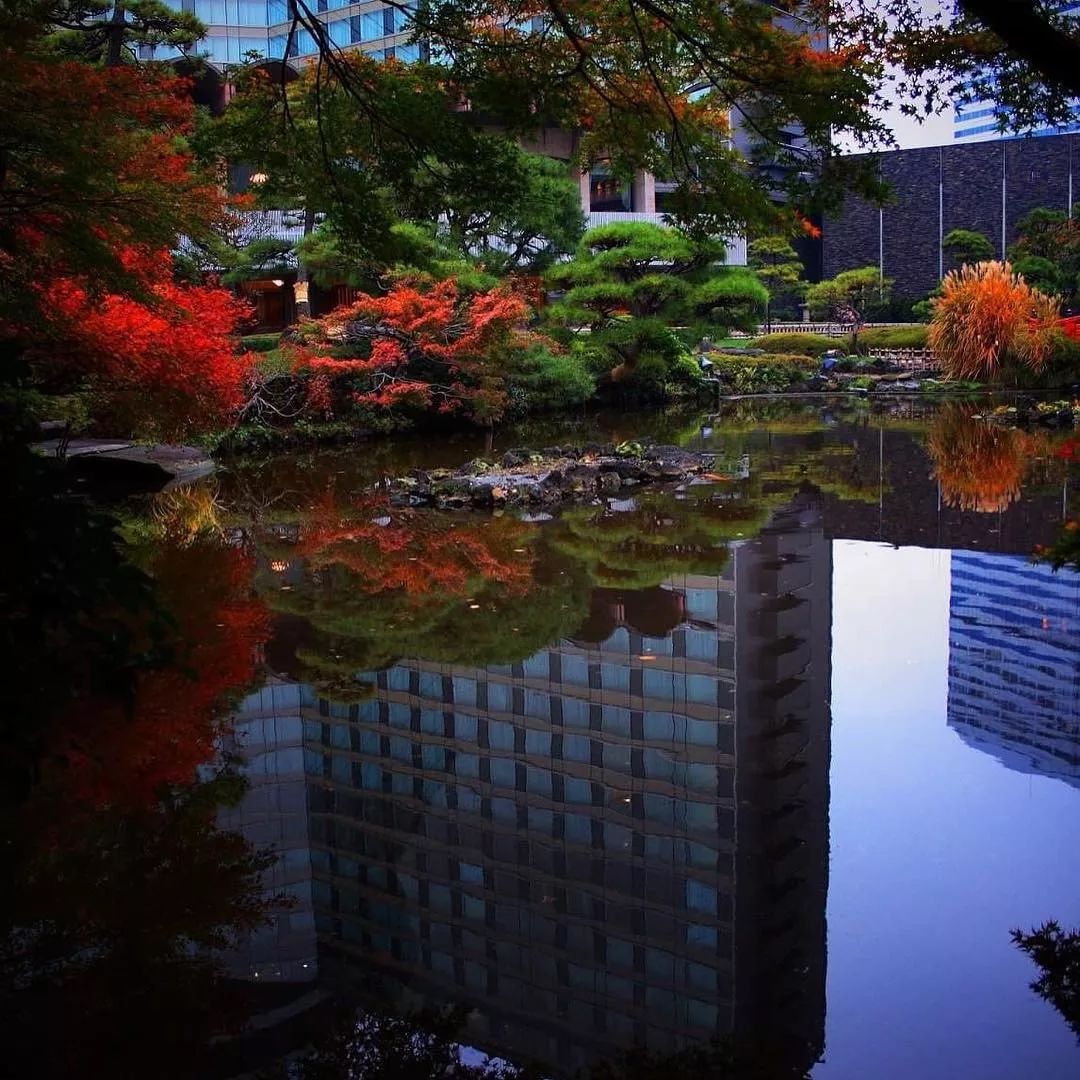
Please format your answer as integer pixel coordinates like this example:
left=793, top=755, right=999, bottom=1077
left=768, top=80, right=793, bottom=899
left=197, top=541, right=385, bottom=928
left=8, top=399, right=1080, bottom=1078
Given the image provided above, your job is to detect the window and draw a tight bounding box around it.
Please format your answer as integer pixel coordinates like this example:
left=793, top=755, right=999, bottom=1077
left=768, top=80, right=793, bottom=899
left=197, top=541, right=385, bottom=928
left=686, top=879, right=717, bottom=914
left=490, top=758, right=516, bottom=789
left=419, top=672, right=442, bottom=699
left=421, top=745, right=445, bottom=771
left=456, top=753, right=479, bottom=778
left=524, top=691, right=550, bottom=720
left=685, top=630, right=717, bottom=662
left=453, top=677, right=477, bottom=707
left=600, top=705, right=631, bottom=736
left=523, top=652, right=550, bottom=678
left=565, top=814, right=591, bottom=844
left=564, top=777, right=591, bottom=804
left=600, top=663, right=630, bottom=692
left=562, top=655, right=589, bottom=686
left=488, top=683, right=512, bottom=713
left=195, top=0, right=226, bottom=21
left=562, top=697, right=589, bottom=728
left=361, top=10, right=383, bottom=40
left=489, top=720, right=514, bottom=750
left=643, top=668, right=675, bottom=701
left=563, top=733, right=590, bottom=762
left=527, top=767, right=553, bottom=797
left=525, top=729, right=551, bottom=756
left=235, top=0, right=266, bottom=22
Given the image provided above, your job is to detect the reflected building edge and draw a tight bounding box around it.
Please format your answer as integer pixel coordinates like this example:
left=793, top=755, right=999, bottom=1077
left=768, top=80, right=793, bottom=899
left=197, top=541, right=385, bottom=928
left=223, top=497, right=832, bottom=1075
left=948, top=551, right=1080, bottom=788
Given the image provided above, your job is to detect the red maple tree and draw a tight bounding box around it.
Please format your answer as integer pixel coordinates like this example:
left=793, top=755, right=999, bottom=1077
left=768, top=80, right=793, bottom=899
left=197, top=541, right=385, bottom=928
left=35, top=249, right=256, bottom=437
left=2, top=52, right=254, bottom=436
left=291, top=278, right=546, bottom=422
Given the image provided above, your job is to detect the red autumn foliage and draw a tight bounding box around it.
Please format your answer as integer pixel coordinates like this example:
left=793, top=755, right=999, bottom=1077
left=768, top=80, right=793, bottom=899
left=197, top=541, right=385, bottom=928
left=50, top=541, right=270, bottom=813
left=34, top=249, right=256, bottom=437
left=0, top=52, right=226, bottom=291
left=291, top=278, right=547, bottom=422
left=292, top=492, right=534, bottom=600
left=2, top=53, right=252, bottom=436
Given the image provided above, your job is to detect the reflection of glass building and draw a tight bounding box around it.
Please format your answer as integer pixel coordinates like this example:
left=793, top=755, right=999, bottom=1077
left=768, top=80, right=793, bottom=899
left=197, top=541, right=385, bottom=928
left=948, top=551, right=1080, bottom=787
left=228, top=500, right=831, bottom=1074
left=216, top=694, right=320, bottom=982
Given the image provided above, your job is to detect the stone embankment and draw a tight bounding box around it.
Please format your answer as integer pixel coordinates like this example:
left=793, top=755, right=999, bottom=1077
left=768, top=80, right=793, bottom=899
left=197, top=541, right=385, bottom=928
left=387, top=444, right=727, bottom=508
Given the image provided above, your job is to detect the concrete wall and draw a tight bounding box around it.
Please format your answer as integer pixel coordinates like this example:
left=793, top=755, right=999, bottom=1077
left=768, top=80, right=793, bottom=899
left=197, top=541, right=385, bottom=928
left=824, top=135, right=1080, bottom=301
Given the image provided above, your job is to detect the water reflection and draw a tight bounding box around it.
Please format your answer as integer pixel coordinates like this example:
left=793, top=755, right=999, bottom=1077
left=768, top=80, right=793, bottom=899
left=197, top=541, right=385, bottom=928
left=948, top=552, right=1080, bottom=788
left=8, top=399, right=1080, bottom=1077
left=226, top=496, right=831, bottom=1076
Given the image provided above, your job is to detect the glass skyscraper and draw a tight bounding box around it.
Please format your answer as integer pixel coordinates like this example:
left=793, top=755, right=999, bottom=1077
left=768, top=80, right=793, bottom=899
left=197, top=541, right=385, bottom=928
left=953, top=2, right=1080, bottom=142
left=143, top=0, right=421, bottom=67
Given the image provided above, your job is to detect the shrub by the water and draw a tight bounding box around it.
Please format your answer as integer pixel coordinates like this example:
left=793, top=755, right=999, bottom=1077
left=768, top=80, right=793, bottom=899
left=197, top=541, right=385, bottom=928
left=857, top=325, right=929, bottom=350
left=747, top=332, right=838, bottom=358
left=710, top=353, right=815, bottom=393
left=240, top=333, right=282, bottom=354
left=929, top=261, right=1058, bottom=381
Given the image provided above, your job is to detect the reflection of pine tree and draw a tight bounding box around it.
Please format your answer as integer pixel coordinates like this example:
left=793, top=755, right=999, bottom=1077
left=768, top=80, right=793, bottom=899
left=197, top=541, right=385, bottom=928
left=546, top=492, right=741, bottom=590
left=1012, top=921, right=1080, bottom=1040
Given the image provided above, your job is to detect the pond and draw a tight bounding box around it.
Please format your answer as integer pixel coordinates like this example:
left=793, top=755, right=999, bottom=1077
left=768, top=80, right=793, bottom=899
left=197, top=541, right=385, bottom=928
left=8, top=398, right=1080, bottom=1079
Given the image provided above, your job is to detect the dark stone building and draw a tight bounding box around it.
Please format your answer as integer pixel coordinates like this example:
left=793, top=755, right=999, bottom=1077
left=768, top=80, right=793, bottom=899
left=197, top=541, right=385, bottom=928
left=823, top=135, right=1080, bottom=302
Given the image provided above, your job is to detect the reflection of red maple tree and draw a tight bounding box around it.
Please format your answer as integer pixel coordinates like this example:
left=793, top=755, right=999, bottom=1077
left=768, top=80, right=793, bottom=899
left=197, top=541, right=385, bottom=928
left=51, top=542, right=270, bottom=812
left=294, top=494, right=534, bottom=600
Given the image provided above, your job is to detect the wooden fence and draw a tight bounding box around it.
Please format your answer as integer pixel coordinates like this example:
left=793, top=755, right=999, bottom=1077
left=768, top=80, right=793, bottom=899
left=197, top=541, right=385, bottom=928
left=865, top=347, right=938, bottom=371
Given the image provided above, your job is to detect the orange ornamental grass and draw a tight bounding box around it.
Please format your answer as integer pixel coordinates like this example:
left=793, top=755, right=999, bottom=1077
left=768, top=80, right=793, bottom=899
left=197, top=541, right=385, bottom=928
left=929, top=261, right=1059, bottom=381
left=927, top=405, right=1034, bottom=513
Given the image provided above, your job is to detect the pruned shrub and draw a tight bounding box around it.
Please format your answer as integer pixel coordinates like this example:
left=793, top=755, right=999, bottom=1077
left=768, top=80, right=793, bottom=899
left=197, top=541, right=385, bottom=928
left=858, top=325, right=929, bottom=350
left=747, top=332, right=839, bottom=358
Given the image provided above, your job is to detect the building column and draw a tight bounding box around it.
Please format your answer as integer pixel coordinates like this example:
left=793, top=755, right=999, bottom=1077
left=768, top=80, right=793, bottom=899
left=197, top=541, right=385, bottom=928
left=631, top=170, right=656, bottom=214
left=577, top=166, right=592, bottom=215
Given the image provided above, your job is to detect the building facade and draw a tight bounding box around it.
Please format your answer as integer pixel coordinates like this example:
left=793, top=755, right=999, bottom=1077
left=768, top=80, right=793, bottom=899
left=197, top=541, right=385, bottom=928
left=144, top=0, right=420, bottom=66
left=222, top=500, right=832, bottom=1074
left=948, top=551, right=1080, bottom=788
left=823, top=134, right=1080, bottom=302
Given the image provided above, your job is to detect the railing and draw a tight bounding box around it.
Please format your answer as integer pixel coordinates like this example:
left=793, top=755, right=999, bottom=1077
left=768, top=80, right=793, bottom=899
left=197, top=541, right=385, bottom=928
left=757, top=321, right=918, bottom=336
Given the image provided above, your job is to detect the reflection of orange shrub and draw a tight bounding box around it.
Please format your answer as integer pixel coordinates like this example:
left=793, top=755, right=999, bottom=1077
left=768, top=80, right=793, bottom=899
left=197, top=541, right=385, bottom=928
left=295, top=494, right=534, bottom=600
left=928, top=405, right=1034, bottom=513
left=929, top=261, right=1058, bottom=380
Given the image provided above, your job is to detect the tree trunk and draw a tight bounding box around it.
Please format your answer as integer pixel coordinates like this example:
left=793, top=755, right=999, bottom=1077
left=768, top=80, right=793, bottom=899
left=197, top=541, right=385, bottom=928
left=293, top=205, right=316, bottom=320
left=106, top=4, right=127, bottom=67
